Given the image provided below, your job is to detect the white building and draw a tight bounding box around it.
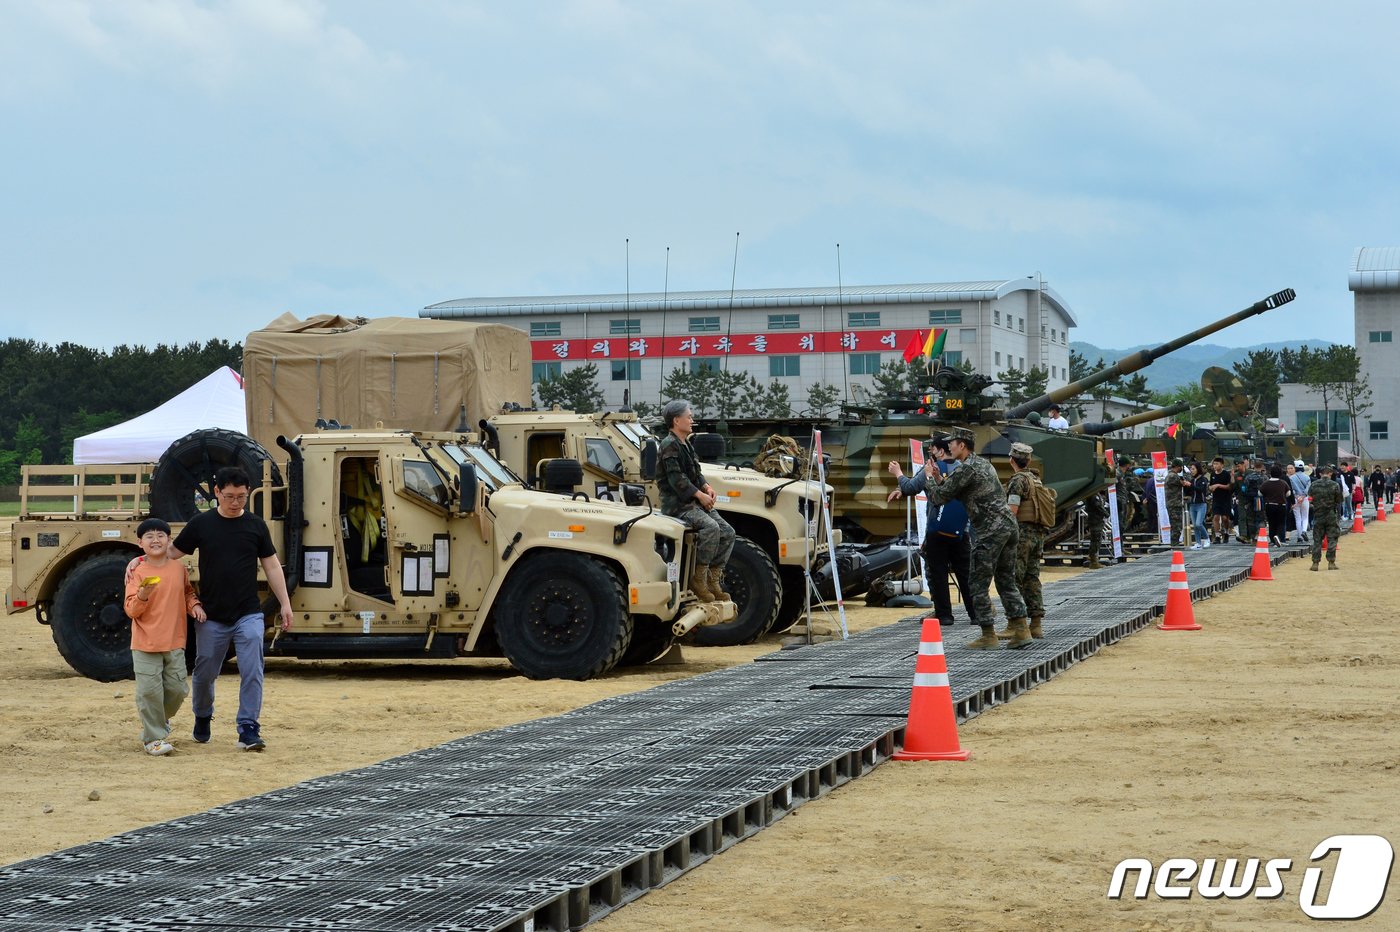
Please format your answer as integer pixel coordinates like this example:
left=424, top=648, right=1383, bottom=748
left=422, top=279, right=1077, bottom=411
left=1279, top=246, right=1399, bottom=462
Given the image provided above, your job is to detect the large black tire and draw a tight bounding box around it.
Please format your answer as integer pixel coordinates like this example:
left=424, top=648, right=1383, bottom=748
left=149, top=428, right=283, bottom=522
left=618, top=615, right=677, bottom=667
left=51, top=552, right=135, bottom=682
left=771, top=565, right=809, bottom=633
left=687, top=536, right=781, bottom=646
left=493, top=552, right=633, bottom=680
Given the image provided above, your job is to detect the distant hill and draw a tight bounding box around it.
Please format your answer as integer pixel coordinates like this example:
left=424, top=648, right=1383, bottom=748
left=1068, top=340, right=1337, bottom=393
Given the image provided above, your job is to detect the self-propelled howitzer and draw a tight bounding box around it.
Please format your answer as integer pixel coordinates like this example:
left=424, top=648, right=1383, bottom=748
left=1006, top=288, right=1296, bottom=421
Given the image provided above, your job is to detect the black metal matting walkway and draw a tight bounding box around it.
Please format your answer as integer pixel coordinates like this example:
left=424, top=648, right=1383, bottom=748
left=0, top=525, right=1359, bottom=932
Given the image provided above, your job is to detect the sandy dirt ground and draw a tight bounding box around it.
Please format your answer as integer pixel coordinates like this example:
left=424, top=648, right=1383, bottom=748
left=3, top=518, right=1398, bottom=929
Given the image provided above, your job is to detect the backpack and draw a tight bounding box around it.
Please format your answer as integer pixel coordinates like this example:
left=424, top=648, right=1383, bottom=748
left=1019, top=472, right=1058, bottom=528
left=752, top=435, right=809, bottom=478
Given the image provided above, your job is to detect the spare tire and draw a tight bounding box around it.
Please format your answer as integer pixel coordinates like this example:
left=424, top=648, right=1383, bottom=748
left=149, top=428, right=283, bottom=522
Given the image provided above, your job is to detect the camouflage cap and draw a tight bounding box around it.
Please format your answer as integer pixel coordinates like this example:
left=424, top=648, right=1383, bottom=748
left=1010, top=441, right=1034, bottom=457
left=943, top=426, right=976, bottom=444
left=1171, top=457, right=1184, bottom=467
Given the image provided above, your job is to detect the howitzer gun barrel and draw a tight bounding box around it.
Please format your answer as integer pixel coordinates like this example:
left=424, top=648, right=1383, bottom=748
left=1070, top=401, right=1193, bottom=436
left=1006, top=288, right=1295, bottom=420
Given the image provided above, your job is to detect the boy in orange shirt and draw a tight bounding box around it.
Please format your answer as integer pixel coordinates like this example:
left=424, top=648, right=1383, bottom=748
left=124, top=518, right=205, bottom=755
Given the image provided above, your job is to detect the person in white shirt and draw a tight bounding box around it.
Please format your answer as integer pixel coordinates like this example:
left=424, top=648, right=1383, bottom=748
left=1044, top=404, right=1070, bottom=431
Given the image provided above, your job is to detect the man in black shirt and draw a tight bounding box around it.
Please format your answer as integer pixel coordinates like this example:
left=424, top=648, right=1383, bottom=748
left=171, top=466, right=294, bottom=751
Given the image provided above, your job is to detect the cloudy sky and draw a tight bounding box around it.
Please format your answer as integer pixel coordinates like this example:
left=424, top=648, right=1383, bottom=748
left=2, top=1, right=1395, bottom=353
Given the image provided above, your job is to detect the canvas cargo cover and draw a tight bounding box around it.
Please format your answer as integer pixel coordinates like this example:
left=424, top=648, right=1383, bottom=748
left=243, top=314, right=531, bottom=455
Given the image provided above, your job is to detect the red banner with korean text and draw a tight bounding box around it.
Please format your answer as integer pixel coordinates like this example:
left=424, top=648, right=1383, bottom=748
left=531, top=328, right=927, bottom=362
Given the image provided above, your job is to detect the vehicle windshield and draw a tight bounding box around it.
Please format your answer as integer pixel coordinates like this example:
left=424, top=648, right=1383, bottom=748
left=584, top=437, right=624, bottom=474
left=613, top=420, right=654, bottom=450
left=443, top=443, right=521, bottom=491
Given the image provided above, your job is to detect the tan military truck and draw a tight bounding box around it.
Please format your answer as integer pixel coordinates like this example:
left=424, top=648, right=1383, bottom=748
left=7, top=426, right=731, bottom=682
left=485, top=408, right=836, bottom=645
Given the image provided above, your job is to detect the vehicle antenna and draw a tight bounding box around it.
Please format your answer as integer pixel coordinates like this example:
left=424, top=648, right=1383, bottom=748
left=837, top=243, right=849, bottom=409
left=624, top=238, right=633, bottom=411
left=724, top=232, right=739, bottom=374
left=658, top=245, right=669, bottom=409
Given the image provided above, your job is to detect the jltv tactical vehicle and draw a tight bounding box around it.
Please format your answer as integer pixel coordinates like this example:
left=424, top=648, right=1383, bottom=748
left=485, top=408, right=835, bottom=644
left=7, top=426, right=729, bottom=682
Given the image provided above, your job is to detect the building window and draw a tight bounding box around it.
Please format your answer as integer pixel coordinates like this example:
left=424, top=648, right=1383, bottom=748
left=530, top=321, right=561, bottom=337
left=1296, top=410, right=1351, bottom=441
left=993, top=310, right=1001, bottom=325
left=532, top=362, right=562, bottom=382
left=690, top=357, right=721, bottom=373
left=847, top=311, right=880, bottom=328
left=849, top=353, right=882, bottom=375
left=610, top=359, right=641, bottom=381
left=959, top=328, right=976, bottom=344
left=609, top=319, right=640, bottom=335
left=769, top=313, right=801, bottom=330
left=1371, top=421, right=1389, bottom=440
left=1018, top=357, right=1025, bottom=369
left=994, top=351, right=1001, bottom=366
left=1369, top=330, right=1393, bottom=343
left=942, top=351, right=963, bottom=366
left=929, top=309, right=962, bottom=325
left=1051, top=328, right=1058, bottom=342
left=688, top=316, right=720, bottom=332
left=1018, top=317, right=1025, bottom=332
left=769, top=355, right=801, bottom=377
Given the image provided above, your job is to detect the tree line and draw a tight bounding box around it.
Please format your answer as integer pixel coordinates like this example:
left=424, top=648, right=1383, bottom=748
left=0, top=338, right=242, bottom=484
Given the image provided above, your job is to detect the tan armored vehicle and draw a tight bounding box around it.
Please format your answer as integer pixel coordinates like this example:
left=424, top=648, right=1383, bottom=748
left=7, top=426, right=730, bottom=682
left=486, top=408, right=836, bottom=645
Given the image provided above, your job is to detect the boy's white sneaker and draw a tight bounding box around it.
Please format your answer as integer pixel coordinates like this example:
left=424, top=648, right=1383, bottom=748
left=144, top=739, right=174, bottom=756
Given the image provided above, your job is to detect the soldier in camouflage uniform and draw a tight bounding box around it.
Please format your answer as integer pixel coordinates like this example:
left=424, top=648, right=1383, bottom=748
left=1309, top=463, right=1342, bottom=570
left=924, top=427, right=1029, bottom=650
left=1234, top=457, right=1263, bottom=544
left=1165, top=458, right=1189, bottom=546
left=658, top=399, right=736, bottom=601
left=1084, top=490, right=1109, bottom=569
left=1000, top=442, right=1046, bottom=645
left=1115, top=459, right=1137, bottom=532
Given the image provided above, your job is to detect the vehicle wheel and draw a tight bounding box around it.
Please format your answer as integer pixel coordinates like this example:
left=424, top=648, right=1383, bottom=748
left=51, top=551, right=135, bottom=682
left=770, top=565, right=809, bottom=633
left=687, top=536, right=780, bottom=646
left=149, top=428, right=283, bottom=522
left=494, top=553, right=633, bottom=680
left=619, top=615, right=677, bottom=666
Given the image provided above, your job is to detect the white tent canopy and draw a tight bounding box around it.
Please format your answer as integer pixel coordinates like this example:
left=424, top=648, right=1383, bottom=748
left=73, top=367, right=247, bottom=465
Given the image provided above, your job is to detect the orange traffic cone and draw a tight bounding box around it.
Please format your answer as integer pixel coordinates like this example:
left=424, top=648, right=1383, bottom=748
left=1249, top=527, right=1274, bottom=581
left=1391, top=500, right=1399, bottom=516
left=1158, top=550, right=1201, bottom=631
left=1377, top=502, right=1387, bottom=522
left=1352, top=510, right=1365, bottom=534
left=893, top=618, right=970, bottom=761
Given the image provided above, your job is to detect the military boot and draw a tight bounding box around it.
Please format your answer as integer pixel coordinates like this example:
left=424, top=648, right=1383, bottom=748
left=1086, top=554, right=1103, bottom=570
left=708, top=565, right=732, bottom=601
left=1004, top=617, right=1033, bottom=650
left=1310, top=561, right=1320, bottom=572
left=1029, top=616, right=1044, bottom=639
left=967, top=625, right=1001, bottom=649
left=995, top=619, right=1017, bottom=639
left=689, top=565, right=716, bottom=602
left=1327, top=560, right=1339, bottom=571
